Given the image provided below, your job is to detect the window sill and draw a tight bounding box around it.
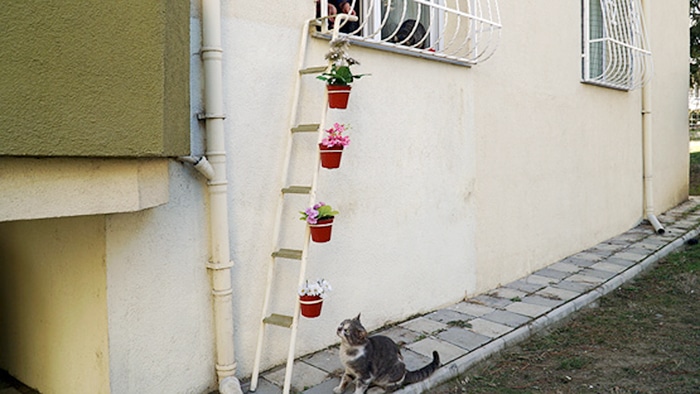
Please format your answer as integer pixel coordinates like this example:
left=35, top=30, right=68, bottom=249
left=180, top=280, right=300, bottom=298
left=581, top=80, right=632, bottom=92
left=312, top=32, right=473, bottom=67
left=0, top=158, right=169, bottom=222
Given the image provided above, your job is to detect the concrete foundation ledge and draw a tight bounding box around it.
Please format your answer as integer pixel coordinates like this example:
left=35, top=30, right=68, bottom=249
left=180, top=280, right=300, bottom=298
left=0, top=157, right=169, bottom=222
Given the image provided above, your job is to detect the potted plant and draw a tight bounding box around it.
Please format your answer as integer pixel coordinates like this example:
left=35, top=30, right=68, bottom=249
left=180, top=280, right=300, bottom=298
left=317, top=37, right=369, bottom=109
left=298, top=278, right=332, bottom=318
left=319, top=123, right=350, bottom=169
left=300, top=202, right=338, bottom=243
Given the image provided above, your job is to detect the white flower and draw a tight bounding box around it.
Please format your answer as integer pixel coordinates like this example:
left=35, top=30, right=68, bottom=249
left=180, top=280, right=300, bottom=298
left=299, top=278, right=333, bottom=298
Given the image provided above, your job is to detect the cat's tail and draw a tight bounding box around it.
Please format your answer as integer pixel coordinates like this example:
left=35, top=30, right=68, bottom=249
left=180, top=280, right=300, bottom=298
left=404, top=351, right=440, bottom=384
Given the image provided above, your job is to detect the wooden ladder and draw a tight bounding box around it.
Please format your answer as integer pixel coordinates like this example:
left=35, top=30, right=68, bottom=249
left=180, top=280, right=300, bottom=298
left=249, top=16, right=350, bottom=393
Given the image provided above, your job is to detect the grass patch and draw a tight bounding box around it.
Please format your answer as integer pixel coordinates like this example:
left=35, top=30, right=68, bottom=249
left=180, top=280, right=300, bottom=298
left=557, top=356, right=589, bottom=370
left=690, top=152, right=700, bottom=195
left=432, top=243, right=700, bottom=394
left=446, top=320, right=472, bottom=329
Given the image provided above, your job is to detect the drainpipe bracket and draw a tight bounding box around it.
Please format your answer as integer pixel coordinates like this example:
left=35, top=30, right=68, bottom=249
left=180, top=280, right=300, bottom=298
left=197, top=112, right=227, bottom=121
left=201, top=46, right=223, bottom=53
left=207, top=260, right=234, bottom=270
left=212, top=288, right=233, bottom=297
left=216, top=362, right=237, bottom=375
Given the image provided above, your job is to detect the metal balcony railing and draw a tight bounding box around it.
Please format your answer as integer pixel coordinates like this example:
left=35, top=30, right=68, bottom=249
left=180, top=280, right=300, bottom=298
left=316, top=0, right=502, bottom=65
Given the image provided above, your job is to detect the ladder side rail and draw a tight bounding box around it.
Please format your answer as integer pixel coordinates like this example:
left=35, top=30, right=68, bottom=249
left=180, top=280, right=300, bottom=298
left=282, top=224, right=313, bottom=394
left=250, top=19, right=315, bottom=392
left=281, top=17, right=351, bottom=392
left=254, top=16, right=356, bottom=393
left=280, top=18, right=353, bottom=393
left=281, top=53, right=332, bottom=394
left=289, top=19, right=318, bottom=129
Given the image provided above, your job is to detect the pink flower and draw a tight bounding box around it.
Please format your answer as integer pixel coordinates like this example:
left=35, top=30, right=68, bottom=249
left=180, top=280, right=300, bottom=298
left=304, top=207, right=319, bottom=224
left=322, top=123, right=351, bottom=147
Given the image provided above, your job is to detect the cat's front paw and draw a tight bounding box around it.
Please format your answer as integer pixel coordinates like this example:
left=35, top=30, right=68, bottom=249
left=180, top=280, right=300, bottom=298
left=333, top=386, right=343, bottom=394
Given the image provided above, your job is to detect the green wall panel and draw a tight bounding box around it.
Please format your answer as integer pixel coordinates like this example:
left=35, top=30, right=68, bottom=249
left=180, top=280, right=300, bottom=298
left=0, top=1, right=189, bottom=157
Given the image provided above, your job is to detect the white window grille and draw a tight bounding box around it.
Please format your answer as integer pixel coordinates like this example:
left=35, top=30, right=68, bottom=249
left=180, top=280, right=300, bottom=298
left=582, top=0, right=652, bottom=90
left=316, top=0, right=502, bottom=65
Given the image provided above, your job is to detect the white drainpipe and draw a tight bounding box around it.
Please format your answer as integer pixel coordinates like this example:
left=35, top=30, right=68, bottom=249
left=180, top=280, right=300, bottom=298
left=642, top=82, right=665, bottom=234
left=641, top=0, right=665, bottom=235
left=200, top=1, right=244, bottom=393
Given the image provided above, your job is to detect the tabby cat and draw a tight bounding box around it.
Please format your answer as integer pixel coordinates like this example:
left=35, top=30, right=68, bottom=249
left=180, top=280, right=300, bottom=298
left=334, top=314, right=440, bottom=394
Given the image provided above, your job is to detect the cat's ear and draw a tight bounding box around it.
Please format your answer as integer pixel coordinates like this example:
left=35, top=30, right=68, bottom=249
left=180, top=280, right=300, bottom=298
left=354, top=313, right=361, bottom=322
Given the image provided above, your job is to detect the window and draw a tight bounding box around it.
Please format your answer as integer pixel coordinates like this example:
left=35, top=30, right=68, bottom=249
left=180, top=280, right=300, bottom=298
left=582, top=0, right=652, bottom=90
left=316, top=0, right=502, bottom=65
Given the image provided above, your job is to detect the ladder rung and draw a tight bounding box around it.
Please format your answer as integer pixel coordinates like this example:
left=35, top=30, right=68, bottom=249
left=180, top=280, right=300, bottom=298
left=282, top=185, right=311, bottom=195
left=272, top=248, right=303, bottom=260
left=300, top=65, right=327, bottom=75
left=263, top=314, right=293, bottom=328
left=291, top=123, right=320, bottom=133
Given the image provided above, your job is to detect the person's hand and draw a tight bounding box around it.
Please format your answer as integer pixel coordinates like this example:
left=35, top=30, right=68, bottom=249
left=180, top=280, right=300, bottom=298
left=340, top=2, right=355, bottom=15
left=328, top=4, right=338, bottom=22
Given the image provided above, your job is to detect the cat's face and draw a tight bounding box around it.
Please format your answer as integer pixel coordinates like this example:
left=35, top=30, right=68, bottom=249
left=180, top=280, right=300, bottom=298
left=337, top=314, right=367, bottom=346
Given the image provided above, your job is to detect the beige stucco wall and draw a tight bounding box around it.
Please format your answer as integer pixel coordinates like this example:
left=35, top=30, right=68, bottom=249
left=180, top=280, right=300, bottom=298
left=210, top=0, right=688, bottom=378
left=471, top=0, right=689, bottom=294
left=0, top=216, right=110, bottom=393
left=646, top=0, right=691, bottom=209
left=0, top=1, right=687, bottom=392
left=104, top=163, right=215, bottom=394
left=0, top=158, right=169, bottom=222
left=0, top=163, right=217, bottom=394
left=221, top=1, right=477, bottom=376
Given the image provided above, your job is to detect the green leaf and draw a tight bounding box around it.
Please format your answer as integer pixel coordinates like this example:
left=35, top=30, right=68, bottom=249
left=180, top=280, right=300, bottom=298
left=336, top=66, right=353, bottom=83
left=317, top=205, right=338, bottom=219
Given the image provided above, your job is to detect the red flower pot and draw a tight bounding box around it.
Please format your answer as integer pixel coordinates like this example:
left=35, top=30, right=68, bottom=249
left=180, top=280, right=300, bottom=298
left=319, top=143, right=344, bottom=169
left=327, top=85, right=352, bottom=109
left=299, top=295, right=324, bottom=318
left=309, top=217, right=334, bottom=243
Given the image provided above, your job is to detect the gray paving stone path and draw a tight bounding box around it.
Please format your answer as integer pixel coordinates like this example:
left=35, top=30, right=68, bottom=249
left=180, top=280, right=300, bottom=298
left=242, top=197, right=700, bottom=394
